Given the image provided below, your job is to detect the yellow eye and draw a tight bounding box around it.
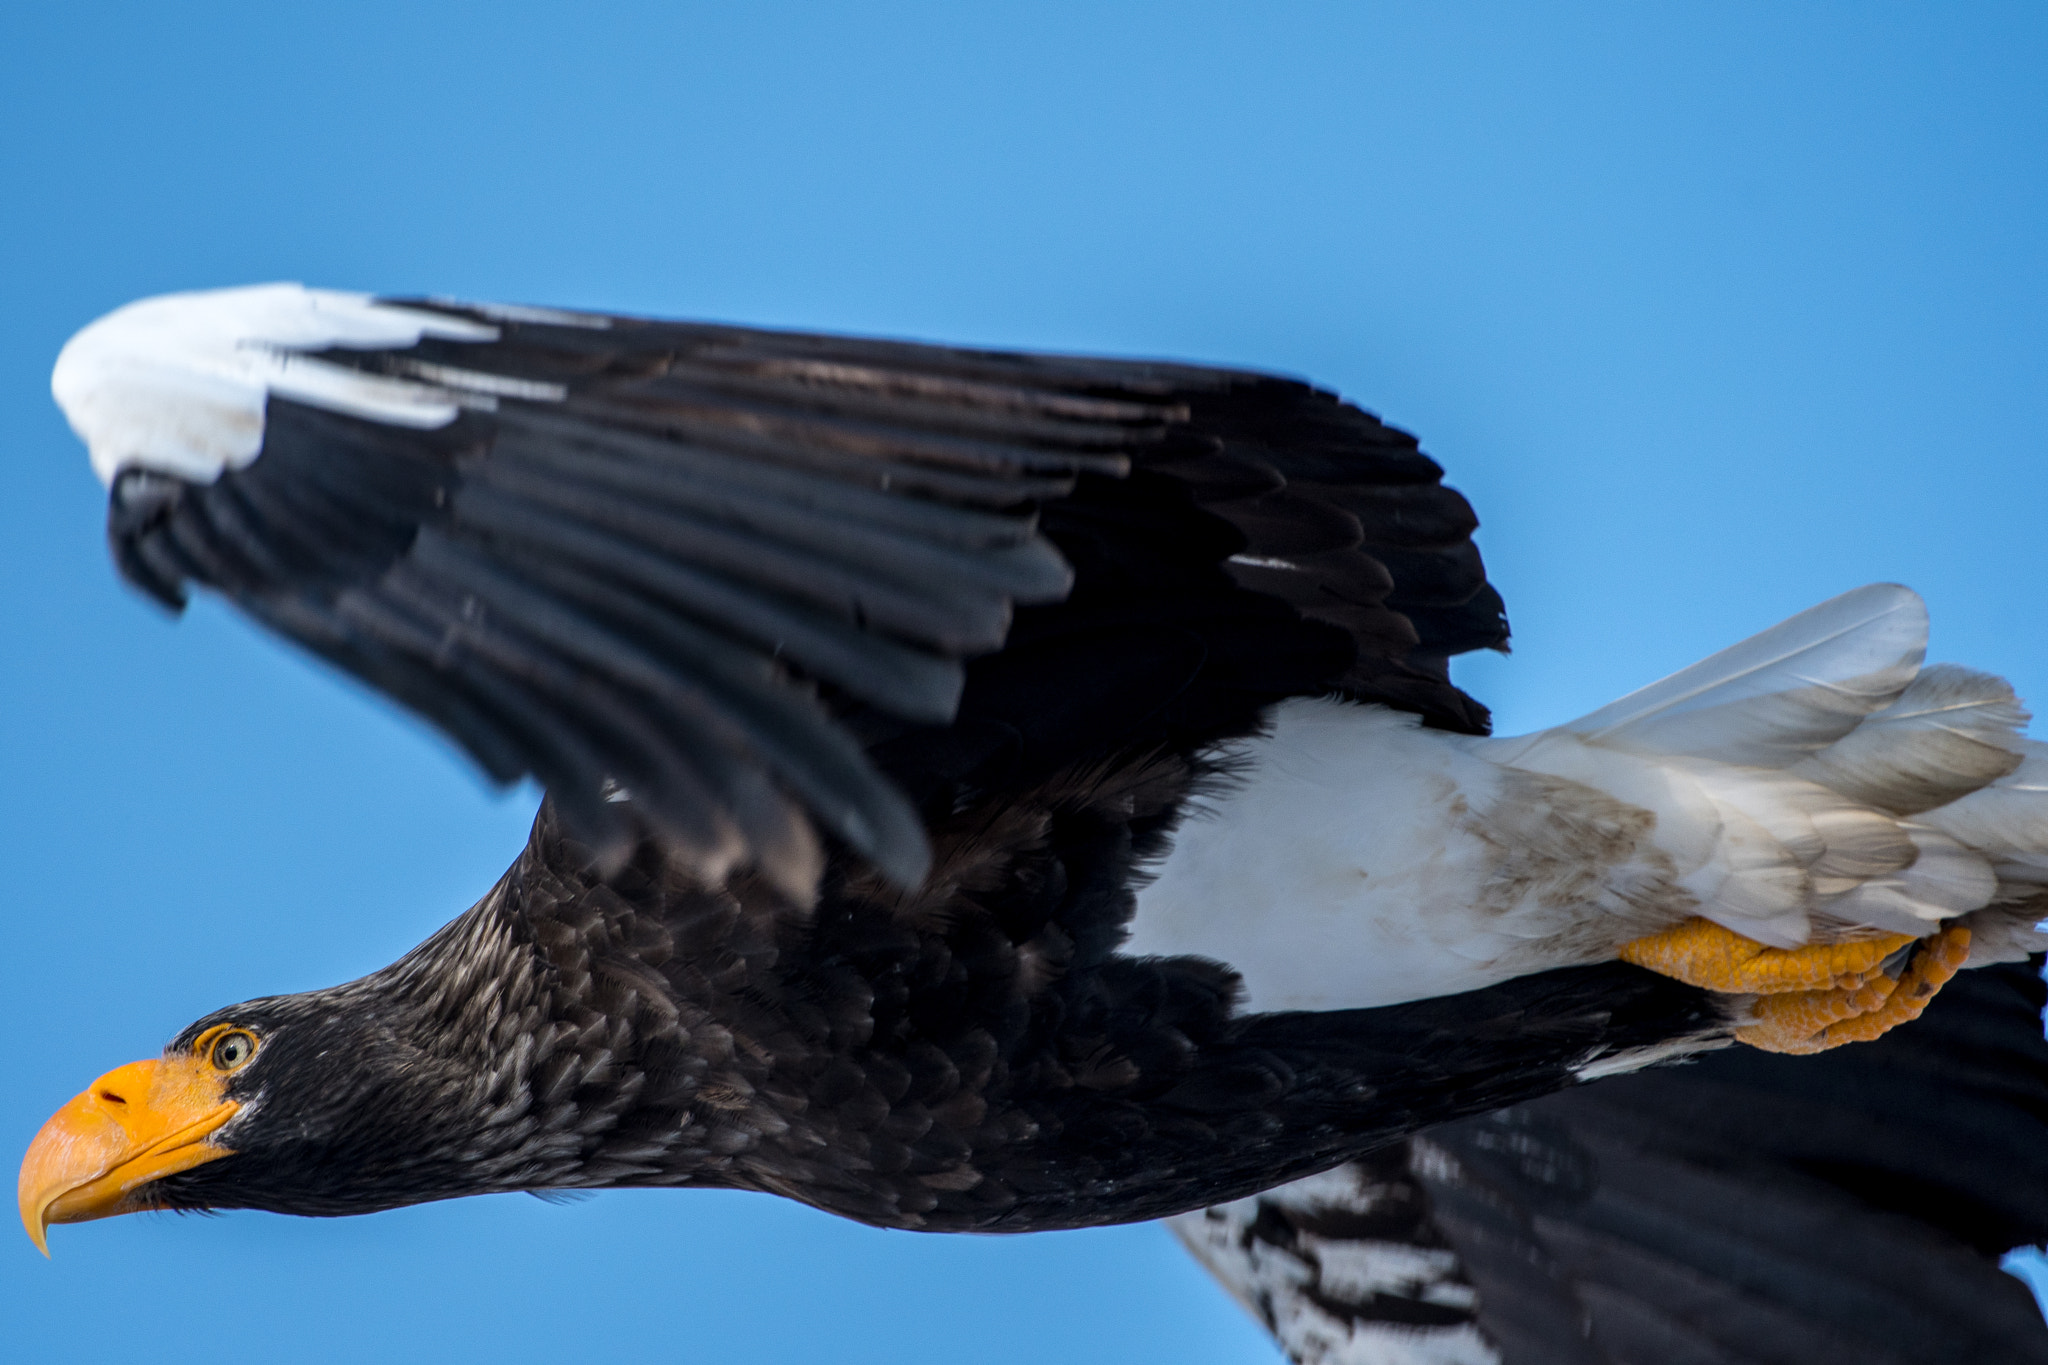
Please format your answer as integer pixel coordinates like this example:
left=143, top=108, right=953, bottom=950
left=210, top=1030, right=258, bottom=1072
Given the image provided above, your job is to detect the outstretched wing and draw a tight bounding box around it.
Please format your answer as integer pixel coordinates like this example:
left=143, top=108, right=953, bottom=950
left=57, top=284, right=1504, bottom=893
left=1173, top=960, right=2048, bottom=1365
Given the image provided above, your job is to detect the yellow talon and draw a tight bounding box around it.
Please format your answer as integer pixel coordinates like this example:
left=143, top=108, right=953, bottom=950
left=1734, top=975, right=1901, bottom=1055
left=1737, top=922, right=1973, bottom=1054
left=1616, top=916, right=1916, bottom=993
left=1617, top=916, right=1973, bottom=1055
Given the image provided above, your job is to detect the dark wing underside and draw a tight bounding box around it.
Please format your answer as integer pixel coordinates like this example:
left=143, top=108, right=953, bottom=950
left=1174, top=960, right=2048, bottom=1365
left=104, top=301, right=1504, bottom=892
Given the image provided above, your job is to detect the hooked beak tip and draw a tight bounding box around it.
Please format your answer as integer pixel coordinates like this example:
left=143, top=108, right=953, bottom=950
left=18, top=1055, right=239, bottom=1255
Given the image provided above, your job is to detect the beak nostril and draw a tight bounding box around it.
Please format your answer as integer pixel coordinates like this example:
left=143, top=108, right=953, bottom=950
left=98, top=1090, right=126, bottom=1105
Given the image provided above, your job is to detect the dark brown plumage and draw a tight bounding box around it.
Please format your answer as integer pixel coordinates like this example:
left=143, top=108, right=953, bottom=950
left=103, top=304, right=1504, bottom=892
left=149, top=788, right=1722, bottom=1228
left=34, top=293, right=2048, bottom=1365
left=73, top=298, right=1741, bottom=1227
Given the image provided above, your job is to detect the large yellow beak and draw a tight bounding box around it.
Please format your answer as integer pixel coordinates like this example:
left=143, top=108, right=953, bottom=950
left=19, top=1055, right=239, bottom=1255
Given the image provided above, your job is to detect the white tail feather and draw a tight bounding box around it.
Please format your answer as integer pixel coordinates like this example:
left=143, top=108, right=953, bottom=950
left=1923, top=744, right=2048, bottom=964
left=1488, top=585, right=2045, bottom=949
left=1791, top=665, right=2027, bottom=814
left=1815, top=826, right=1998, bottom=936
left=1918, top=742, right=2048, bottom=886
left=1564, top=583, right=1926, bottom=766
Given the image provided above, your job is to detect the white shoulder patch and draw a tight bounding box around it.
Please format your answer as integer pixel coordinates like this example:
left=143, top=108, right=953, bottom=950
left=51, top=283, right=505, bottom=486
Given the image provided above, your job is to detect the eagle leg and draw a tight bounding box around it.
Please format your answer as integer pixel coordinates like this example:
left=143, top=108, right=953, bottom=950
left=1617, top=916, right=1917, bottom=993
left=1734, top=923, right=1973, bottom=1054
left=1617, top=915, right=1974, bottom=1053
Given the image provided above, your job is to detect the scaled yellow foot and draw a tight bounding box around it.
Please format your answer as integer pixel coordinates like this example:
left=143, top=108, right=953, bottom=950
left=1737, top=923, right=1972, bottom=1055
left=1616, top=916, right=1972, bottom=1054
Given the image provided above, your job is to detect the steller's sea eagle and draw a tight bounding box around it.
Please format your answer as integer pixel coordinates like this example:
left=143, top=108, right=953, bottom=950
left=21, top=286, right=2048, bottom=1314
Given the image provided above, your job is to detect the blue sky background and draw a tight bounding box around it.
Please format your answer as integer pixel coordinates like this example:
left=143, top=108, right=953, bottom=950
left=3, top=4, right=2046, bottom=1361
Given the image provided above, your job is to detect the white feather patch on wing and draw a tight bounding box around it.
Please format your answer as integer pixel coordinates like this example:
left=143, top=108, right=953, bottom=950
left=1170, top=1165, right=1501, bottom=1365
left=51, top=283, right=505, bottom=485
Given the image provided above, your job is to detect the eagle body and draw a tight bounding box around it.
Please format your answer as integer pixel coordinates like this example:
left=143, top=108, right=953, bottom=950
left=25, top=284, right=2048, bottom=1264
left=150, top=784, right=1722, bottom=1231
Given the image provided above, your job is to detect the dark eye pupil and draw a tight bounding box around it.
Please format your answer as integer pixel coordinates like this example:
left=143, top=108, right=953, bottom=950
left=217, top=1037, right=246, bottom=1067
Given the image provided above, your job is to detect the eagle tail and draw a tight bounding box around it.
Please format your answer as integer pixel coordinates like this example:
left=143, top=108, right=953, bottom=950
left=1485, top=584, right=2048, bottom=958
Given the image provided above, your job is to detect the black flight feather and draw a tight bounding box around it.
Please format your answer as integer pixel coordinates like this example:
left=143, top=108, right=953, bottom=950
left=1175, top=959, right=2048, bottom=1365
left=104, top=302, right=1505, bottom=892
